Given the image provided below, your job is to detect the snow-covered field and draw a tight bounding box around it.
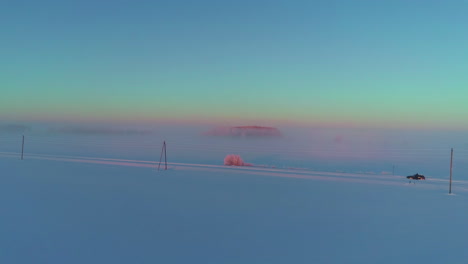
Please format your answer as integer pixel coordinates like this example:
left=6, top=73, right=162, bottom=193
left=1, top=128, right=468, bottom=263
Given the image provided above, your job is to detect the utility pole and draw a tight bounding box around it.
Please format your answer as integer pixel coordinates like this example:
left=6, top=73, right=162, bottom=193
left=158, top=141, right=167, bottom=171
left=164, top=141, right=167, bottom=170
left=21, top=135, right=24, bottom=160
left=449, top=148, right=453, bottom=194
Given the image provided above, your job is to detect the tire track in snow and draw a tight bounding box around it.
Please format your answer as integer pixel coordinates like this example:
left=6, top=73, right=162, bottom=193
left=0, top=151, right=462, bottom=191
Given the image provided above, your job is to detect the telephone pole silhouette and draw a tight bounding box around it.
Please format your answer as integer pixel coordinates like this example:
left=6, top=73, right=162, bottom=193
left=449, top=148, right=453, bottom=194
left=158, top=141, right=167, bottom=171
left=21, top=135, right=25, bottom=160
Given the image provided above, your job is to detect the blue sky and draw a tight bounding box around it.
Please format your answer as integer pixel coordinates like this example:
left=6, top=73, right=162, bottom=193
left=2, top=0, right=468, bottom=128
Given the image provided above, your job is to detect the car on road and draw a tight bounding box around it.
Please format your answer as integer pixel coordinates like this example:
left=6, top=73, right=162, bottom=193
left=407, top=173, right=426, bottom=180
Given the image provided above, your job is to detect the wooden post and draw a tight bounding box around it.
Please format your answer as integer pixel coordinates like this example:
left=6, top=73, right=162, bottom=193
left=21, top=135, right=24, bottom=160
left=449, top=148, right=453, bottom=194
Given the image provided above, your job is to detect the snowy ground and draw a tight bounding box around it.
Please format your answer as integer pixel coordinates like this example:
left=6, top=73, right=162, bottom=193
left=2, top=151, right=468, bottom=264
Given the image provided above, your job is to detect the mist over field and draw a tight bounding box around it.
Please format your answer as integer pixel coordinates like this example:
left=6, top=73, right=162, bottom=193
left=1, top=122, right=466, bottom=178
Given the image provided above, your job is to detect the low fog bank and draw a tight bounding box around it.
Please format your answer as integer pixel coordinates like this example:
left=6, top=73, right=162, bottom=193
left=205, top=126, right=282, bottom=138
left=1, top=122, right=468, bottom=178
left=0, top=124, right=31, bottom=134
left=47, top=126, right=154, bottom=136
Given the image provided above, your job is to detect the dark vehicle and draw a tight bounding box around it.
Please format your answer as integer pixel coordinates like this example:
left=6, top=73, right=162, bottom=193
left=407, top=173, right=425, bottom=182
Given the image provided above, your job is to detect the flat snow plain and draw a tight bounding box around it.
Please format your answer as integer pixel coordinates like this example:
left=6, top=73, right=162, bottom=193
left=2, top=151, right=468, bottom=264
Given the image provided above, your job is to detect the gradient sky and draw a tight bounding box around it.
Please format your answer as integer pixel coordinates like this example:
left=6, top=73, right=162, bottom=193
left=2, top=0, right=468, bottom=128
